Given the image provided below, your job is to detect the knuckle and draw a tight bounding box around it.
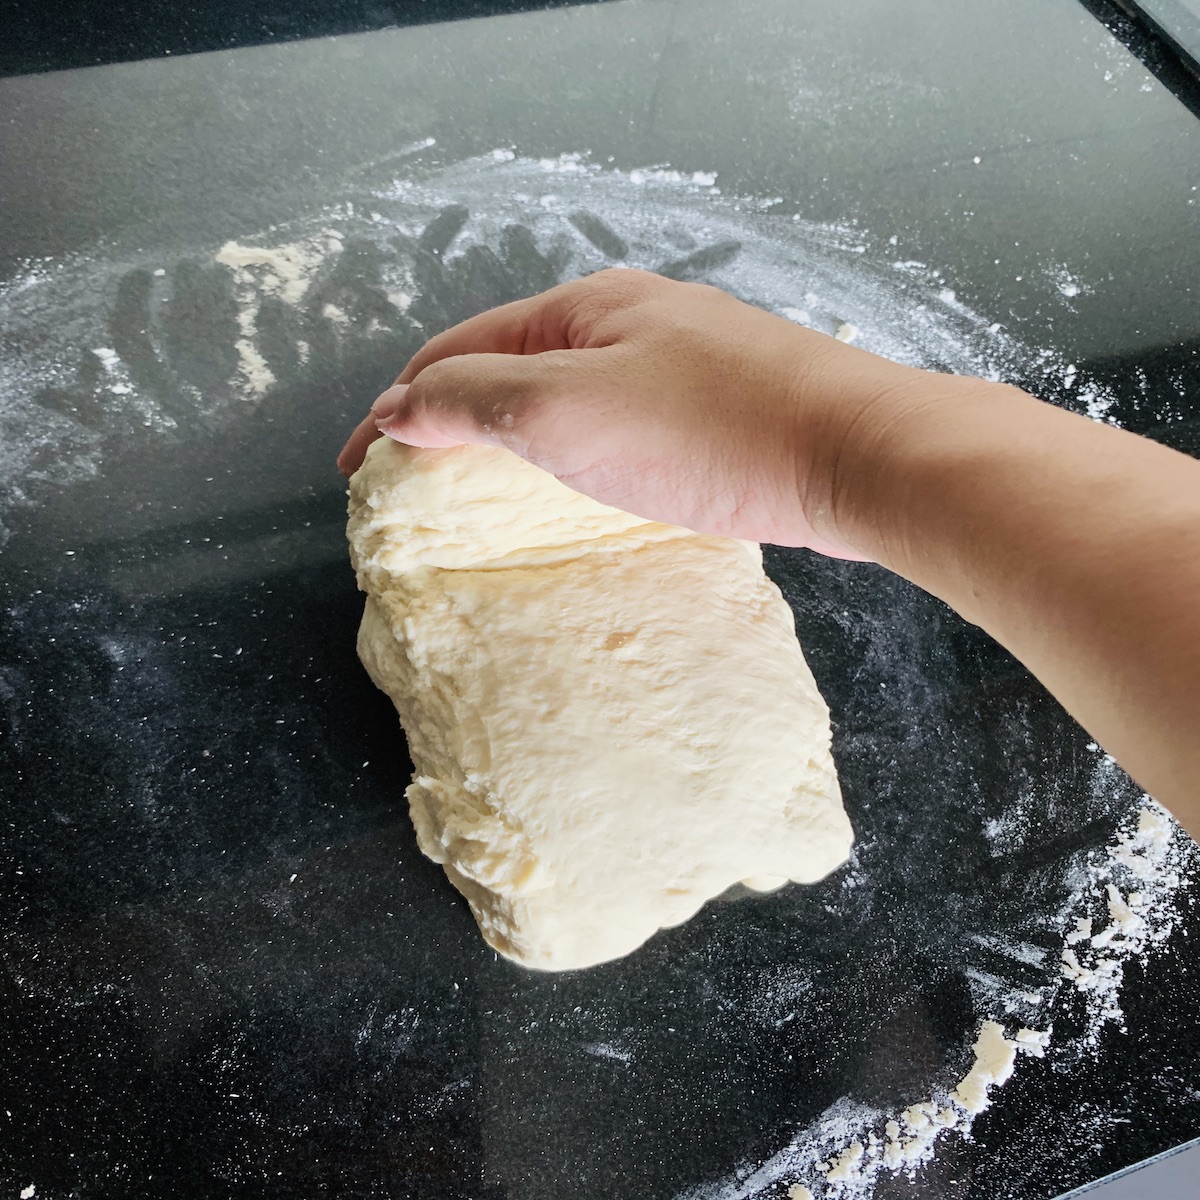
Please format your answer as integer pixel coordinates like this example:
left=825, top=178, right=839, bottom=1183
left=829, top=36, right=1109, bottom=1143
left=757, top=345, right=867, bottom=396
left=591, top=265, right=649, bottom=288
left=413, top=358, right=471, bottom=411
left=568, top=267, right=662, bottom=330
left=398, top=334, right=449, bottom=383
left=688, top=280, right=729, bottom=304
left=424, top=327, right=461, bottom=360
left=592, top=267, right=652, bottom=300
left=416, top=355, right=457, bottom=389
left=430, top=356, right=544, bottom=424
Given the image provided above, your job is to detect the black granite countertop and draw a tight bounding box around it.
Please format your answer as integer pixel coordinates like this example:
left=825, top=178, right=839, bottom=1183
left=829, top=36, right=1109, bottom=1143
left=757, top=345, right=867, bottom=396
left=2, top=2, right=1200, bottom=1197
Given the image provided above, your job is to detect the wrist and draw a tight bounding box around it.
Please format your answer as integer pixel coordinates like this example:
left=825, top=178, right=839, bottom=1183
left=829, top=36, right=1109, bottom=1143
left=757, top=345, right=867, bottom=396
left=798, top=363, right=1034, bottom=568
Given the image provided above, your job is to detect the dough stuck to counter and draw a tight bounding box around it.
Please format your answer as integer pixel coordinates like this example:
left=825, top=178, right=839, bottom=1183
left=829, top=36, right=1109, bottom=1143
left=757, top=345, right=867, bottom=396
left=347, top=438, right=854, bottom=970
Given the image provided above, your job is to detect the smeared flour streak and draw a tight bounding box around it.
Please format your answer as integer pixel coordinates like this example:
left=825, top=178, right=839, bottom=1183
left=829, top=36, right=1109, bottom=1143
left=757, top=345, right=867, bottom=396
left=0, top=150, right=1105, bottom=545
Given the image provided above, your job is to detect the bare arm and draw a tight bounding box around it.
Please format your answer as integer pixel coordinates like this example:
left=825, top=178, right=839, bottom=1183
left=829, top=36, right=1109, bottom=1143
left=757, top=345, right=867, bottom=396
left=338, top=270, right=1200, bottom=837
left=833, top=381, right=1200, bottom=829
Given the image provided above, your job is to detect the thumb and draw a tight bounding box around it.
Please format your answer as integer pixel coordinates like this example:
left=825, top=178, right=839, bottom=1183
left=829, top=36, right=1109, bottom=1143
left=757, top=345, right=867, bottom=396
left=373, top=349, right=601, bottom=457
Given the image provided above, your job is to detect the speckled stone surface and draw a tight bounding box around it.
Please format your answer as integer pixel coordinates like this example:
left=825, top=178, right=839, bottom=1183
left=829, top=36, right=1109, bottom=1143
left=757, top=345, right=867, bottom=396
left=2, top=3, right=1199, bottom=1197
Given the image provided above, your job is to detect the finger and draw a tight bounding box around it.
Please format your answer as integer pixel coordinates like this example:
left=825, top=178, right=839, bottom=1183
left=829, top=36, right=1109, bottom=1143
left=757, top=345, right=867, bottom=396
left=337, top=410, right=384, bottom=477
left=393, top=294, right=558, bottom=386
left=392, top=268, right=661, bottom=386
left=347, top=270, right=659, bottom=474
left=340, top=276, right=609, bottom=472
left=378, top=348, right=611, bottom=457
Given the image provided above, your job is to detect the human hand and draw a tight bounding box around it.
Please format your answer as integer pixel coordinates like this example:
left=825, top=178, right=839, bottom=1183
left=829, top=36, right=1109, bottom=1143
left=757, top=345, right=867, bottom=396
left=337, top=269, right=954, bottom=557
left=338, top=269, right=1200, bottom=826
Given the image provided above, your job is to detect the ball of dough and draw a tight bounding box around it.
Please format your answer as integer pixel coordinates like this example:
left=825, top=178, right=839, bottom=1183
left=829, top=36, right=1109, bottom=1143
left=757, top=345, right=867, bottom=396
left=348, top=439, right=853, bottom=970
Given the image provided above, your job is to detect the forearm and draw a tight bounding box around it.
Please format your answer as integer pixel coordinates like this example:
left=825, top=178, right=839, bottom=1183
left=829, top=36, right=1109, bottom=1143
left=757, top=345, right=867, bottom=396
left=832, top=380, right=1200, bottom=833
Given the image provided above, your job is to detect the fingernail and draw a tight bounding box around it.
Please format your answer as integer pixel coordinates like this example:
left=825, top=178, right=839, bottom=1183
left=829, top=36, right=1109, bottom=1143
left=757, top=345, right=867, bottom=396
left=372, top=384, right=409, bottom=423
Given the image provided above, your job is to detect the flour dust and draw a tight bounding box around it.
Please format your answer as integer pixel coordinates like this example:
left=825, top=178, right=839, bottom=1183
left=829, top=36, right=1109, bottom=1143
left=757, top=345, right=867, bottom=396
left=0, top=149, right=1106, bottom=547
left=0, top=148, right=1183, bottom=1200
left=682, top=795, right=1197, bottom=1200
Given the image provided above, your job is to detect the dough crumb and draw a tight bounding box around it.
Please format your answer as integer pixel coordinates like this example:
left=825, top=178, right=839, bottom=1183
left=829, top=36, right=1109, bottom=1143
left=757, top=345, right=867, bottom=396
left=952, top=1020, right=1017, bottom=1114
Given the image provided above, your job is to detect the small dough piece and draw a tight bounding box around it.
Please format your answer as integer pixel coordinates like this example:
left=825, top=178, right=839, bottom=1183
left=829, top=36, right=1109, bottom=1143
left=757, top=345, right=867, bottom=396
left=348, top=439, right=853, bottom=970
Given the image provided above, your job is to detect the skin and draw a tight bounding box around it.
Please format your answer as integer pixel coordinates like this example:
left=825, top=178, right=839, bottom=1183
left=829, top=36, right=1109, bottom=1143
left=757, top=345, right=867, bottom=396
left=338, top=269, right=1200, bottom=839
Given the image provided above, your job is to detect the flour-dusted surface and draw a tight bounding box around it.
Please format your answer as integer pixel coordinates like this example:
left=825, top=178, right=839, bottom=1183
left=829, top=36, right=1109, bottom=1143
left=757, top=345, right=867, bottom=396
left=347, top=439, right=853, bottom=969
left=2, top=144, right=1197, bottom=1199
left=0, top=151, right=1111, bottom=551
left=677, top=804, right=1198, bottom=1199
left=3, top=8, right=1200, bottom=1187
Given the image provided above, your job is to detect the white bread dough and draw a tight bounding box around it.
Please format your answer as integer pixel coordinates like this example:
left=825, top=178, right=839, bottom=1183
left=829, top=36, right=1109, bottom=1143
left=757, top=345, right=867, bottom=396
left=347, top=438, right=853, bottom=970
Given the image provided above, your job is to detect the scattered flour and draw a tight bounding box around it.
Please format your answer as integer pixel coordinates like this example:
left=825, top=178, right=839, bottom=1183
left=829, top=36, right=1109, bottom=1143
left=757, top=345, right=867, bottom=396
left=0, top=149, right=1109, bottom=543
left=780, top=307, right=812, bottom=325
left=582, top=1042, right=634, bottom=1064
left=376, top=150, right=1093, bottom=398
left=1046, top=263, right=1087, bottom=300
left=824, top=1141, right=865, bottom=1183
left=1056, top=801, right=1187, bottom=1042
left=215, top=234, right=344, bottom=394
left=0, top=147, right=1193, bottom=1197
left=952, top=1021, right=1017, bottom=1114
left=214, top=239, right=327, bottom=305
left=1014, top=1027, right=1051, bottom=1057
left=679, top=797, right=1195, bottom=1200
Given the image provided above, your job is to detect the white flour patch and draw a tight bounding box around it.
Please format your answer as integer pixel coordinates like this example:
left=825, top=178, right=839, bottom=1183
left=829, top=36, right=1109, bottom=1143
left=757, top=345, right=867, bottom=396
left=679, top=793, right=1197, bottom=1200
left=582, top=1042, right=634, bottom=1064
left=376, top=151, right=1091, bottom=394
left=678, top=1022, right=1021, bottom=1200
left=1055, top=796, right=1189, bottom=1043
left=1079, top=386, right=1116, bottom=420
left=1046, top=263, right=1087, bottom=300
left=215, top=238, right=329, bottom=306
left=0, top=149, right=1106, bottom=543
left=215, top=234, right=343, bottom=395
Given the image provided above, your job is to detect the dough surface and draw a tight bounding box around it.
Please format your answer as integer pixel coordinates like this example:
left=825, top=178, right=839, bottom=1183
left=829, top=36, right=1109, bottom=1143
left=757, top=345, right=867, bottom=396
left=347, top=438, right=853, bottom=970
